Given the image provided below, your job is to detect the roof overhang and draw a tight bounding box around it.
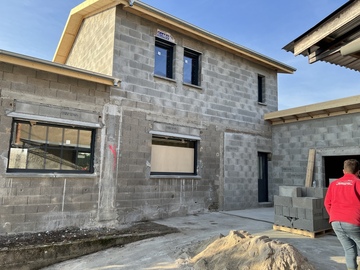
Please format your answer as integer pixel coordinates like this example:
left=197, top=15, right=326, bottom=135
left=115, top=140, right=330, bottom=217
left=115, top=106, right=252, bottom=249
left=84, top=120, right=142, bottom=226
left=264, top=95, right=360, bottom=125
left=53, top=0, right=295, bottom=74
left=283, top=0, right=360, bottom=72
left=0, top=49, right=120, bottom=86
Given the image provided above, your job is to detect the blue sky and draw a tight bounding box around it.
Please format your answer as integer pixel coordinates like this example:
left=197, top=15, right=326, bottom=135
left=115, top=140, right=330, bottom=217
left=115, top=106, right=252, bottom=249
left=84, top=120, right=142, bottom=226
left=0, top=0, right=358, bottom=110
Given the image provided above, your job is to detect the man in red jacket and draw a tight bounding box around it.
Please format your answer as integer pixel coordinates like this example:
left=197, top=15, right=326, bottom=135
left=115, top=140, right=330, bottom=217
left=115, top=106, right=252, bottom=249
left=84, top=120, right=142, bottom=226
left=324, top=159, right=360, bottom=270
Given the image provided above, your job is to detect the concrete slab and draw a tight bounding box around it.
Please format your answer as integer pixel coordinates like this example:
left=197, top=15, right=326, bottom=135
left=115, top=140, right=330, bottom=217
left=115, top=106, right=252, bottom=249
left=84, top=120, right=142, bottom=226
left=42, top=208, right=350, bottom=270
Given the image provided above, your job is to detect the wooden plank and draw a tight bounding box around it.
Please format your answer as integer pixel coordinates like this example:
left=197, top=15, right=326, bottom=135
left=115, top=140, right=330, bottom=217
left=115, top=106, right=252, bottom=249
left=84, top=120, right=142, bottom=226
left=273, top=225, right=333, bottom=238
left=305, top=149, right=316, bottom=187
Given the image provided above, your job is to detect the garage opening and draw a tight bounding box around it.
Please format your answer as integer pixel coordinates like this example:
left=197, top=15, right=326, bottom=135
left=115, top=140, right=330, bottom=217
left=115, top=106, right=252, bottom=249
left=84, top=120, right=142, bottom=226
left=324, top=155, right=360, bottom=187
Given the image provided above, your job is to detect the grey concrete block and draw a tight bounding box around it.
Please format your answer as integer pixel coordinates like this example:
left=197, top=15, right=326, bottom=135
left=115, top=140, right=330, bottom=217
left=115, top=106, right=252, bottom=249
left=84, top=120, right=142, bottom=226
left=293, top=218, right=331, bottom=232
left=282, top=206, right=290, bottom=217
left=292, top=197, right=323, bottom=209
left=274, top=214, right=293, bottom=227
left=289, top=207, right=298, bottom=218
left=305, top=208, right=323, bottom=220
left=314, top=188, right=328, bottom=198
left=297, top=208, right=306, bottom=219
left=279, top=186, right=302, bottom=197
left=274, top=195, right=292, bottom=207
left=323, top=208, right=330, bottom=219
left=274, top=205, right=283, bottom=216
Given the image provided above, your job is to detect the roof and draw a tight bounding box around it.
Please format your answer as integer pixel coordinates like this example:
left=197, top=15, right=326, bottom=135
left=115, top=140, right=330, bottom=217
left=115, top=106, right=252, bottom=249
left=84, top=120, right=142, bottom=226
left=0, top=49, right=120, bottom=86
left=283, top=0, right=360, bottom=72
left=264, top=94, right=360, bottom=125
left=53, top=0, right=295, bottom=74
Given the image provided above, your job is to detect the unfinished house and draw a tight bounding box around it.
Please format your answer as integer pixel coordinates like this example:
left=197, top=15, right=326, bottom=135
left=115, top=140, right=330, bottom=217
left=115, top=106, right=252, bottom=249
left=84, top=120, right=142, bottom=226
left=0, top=0, right=295, bottom=234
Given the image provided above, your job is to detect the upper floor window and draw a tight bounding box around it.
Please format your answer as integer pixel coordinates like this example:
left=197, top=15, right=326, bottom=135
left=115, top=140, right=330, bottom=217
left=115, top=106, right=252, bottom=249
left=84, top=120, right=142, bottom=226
left=258, top=74, right=265, bottom=103
left=155, top=37, right=174, bottom=79
left=7, top=119, right=95, bottom=173
left=183, top=48, right=201, bottom=86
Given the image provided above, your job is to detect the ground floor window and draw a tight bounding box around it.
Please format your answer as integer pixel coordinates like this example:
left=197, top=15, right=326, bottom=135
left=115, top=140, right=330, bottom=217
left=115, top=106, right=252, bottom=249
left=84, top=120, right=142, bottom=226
left=7, top=119, right=95, bottom=173
left=151, top=135, right=198, bottom=175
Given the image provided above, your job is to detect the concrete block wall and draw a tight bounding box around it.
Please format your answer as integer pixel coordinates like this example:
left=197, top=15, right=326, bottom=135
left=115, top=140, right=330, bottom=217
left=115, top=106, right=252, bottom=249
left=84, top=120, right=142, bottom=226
left=0, top=62, right=111, bottom=233
left=66, top=7, right=116, bottom=76
left=271, top=114, right=360, bottom=191
left=274, top=186, right=330, bottom=232
left=223, top=132, right=272, bottom=210
left=115, top=108, right=222, bottom=222
left=108, top=7, right=276, bottom=215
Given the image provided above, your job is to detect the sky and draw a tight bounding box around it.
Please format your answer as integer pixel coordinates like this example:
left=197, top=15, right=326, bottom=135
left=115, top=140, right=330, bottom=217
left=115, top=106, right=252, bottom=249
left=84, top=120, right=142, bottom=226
left=0, top=0, right=358, bottom=110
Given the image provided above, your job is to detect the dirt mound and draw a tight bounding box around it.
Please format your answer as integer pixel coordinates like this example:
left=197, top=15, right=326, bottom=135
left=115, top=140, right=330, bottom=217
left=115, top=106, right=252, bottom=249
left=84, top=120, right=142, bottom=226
left=188, top=230, right=315, bottom=270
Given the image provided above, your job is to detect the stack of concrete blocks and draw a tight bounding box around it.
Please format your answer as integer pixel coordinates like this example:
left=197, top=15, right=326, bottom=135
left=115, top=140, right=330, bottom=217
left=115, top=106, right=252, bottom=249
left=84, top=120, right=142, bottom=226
left=274, top=186, right=331, bottom=232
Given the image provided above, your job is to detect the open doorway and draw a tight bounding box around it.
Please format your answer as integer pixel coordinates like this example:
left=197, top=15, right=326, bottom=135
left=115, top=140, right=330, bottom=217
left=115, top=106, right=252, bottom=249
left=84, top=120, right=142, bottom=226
left=324, top=155, right=360, bottom=187
left=258, top=152, right=268, bottom=202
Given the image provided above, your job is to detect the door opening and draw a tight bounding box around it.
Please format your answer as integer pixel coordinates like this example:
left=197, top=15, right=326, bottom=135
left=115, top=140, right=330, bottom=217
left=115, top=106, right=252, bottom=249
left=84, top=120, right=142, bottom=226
left=324, top=155, right=360, bottom=187
left=258, top=152, right=268, bottom=202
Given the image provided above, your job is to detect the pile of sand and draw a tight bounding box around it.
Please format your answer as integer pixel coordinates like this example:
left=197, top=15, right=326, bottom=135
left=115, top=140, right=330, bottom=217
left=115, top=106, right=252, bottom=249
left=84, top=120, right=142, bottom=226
left=181, top=230, right=315, bottom=270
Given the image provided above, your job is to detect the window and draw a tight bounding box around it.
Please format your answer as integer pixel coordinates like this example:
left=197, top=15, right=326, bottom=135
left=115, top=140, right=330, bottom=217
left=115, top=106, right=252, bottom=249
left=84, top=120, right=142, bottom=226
left=183, top=48, right=201, bottom=86
left=7, top=120, right=95, bottom=173
left=151, top=135, right=198, bottom=175
left=155, top=37, right=174, bottom=79
left=258, top=74, right=265, bottom=103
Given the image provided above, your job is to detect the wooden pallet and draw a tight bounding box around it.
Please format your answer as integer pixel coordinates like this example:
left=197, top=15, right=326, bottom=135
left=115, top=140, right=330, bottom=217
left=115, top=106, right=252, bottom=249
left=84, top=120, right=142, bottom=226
left=273, top=224, right=333, bottom=238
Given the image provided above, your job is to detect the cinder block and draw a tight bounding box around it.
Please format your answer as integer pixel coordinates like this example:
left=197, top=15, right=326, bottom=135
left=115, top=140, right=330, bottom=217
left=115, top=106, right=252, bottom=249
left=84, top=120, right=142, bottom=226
left=274, top=195, right=292, bottom=207
left=292, top=197, right=323, bottom=209
left=274, top=205, right=283, bottom=216
left=305, top=187, right=327, bottom=198
left=305, top=187, right=315, bottom=197
left=297, top=208, right=306, bottom=219
left=274, top=214, right=293, bottom=227
left=305, top=208, right=323, bottom=220
left=289, top=207, right=298, bottom=218
left=282, top=206, right=290, bottom=217
left=323, top=208, right=330, bottom=219
left=279, top=186, right=302, bottom=197
left=293, top=218, right=331, bottom=232
left=314, top=188, right=328, bottom=198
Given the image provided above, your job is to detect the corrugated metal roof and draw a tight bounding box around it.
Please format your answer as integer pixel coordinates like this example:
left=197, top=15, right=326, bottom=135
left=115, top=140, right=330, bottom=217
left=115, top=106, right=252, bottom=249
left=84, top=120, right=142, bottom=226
left=283, top=0, right=360, bottom=72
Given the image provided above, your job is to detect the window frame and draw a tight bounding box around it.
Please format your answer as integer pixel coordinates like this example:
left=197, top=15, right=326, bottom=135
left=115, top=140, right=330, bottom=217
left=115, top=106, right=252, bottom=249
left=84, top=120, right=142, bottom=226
left=154, top=37, right=175, bottom=79
left=258, top=74, right=265, bottom=103
left=7, top=119, right=96, bottom=174
left=150, top=134, right=199, bottom=176
left=183, top=48, right=201, bottom=86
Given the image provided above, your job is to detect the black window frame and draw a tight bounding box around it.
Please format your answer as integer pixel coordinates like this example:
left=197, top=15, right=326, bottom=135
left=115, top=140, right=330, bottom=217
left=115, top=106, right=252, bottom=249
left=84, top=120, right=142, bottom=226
left=183, top=48, right=201, bottom=86
left=7, top=119, right=96, bottom=174
left=155, top=37, right=174, bottom=79
left=258, top=74, right=265, bottom=103
left=150, top=135, right=198, bottom=176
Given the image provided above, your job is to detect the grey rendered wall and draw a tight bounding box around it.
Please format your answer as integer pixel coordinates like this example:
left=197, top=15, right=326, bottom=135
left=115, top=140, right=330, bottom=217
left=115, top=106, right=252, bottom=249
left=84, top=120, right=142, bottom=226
left=0, top=62, right=111, bottom=234
left=271, top=113, right=360, bottom=195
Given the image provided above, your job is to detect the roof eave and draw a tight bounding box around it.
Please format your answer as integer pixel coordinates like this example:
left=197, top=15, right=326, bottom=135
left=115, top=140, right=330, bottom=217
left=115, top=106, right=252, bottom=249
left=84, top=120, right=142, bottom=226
left=1, top=49, right=120, bottom=86
left=53, top=0, right=295, bottom=74
left=264, top=94, right=360, bottom=125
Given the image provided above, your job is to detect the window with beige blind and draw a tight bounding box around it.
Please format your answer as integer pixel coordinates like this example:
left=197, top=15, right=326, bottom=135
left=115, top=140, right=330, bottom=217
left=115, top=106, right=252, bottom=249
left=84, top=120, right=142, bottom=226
left=151, top=135, right=198, bottom=175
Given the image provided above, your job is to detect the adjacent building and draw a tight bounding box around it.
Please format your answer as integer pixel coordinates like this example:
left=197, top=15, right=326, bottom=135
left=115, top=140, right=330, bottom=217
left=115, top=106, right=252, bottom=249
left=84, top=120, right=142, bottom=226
left=266, top=0, right=360, bottom=193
